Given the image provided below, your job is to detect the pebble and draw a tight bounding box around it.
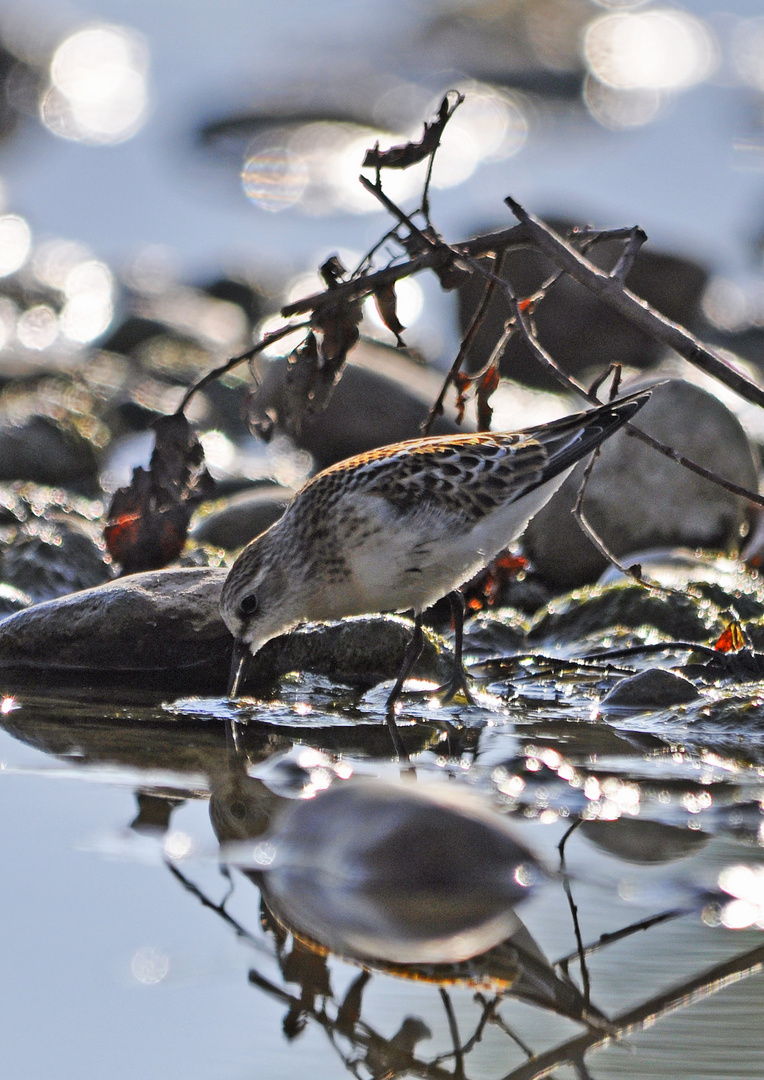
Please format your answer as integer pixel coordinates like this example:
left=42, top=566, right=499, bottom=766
left=191, top=485, right=293, bottom=550
left=599, top=668, right=701, bottom=710
left=0, top=415, right=100, bottom=490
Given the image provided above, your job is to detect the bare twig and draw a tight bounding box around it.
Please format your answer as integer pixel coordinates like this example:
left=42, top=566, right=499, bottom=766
left=555, top=908, right=687, bottom=970
left=439, top=987, right=465, bottom=1080
left=422, top=253, right=500, bottom=435
left=505, top=197, right=764, bottom=412
left=178, top=321, right=310, bottom=414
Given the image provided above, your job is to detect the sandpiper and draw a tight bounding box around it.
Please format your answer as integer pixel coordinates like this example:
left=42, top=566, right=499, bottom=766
left=221, top=389, right=651, bottom=705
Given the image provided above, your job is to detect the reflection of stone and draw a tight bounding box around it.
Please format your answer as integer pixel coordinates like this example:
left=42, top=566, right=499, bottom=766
left=580, top=817, right=709, bottom=864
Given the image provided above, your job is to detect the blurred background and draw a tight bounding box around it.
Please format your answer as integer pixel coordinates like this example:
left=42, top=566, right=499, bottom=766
left=1, top=0, right=764, bottom=477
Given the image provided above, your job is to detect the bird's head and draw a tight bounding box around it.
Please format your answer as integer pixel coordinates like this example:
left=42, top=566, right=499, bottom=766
left=220, top=531, right=303, bottom=697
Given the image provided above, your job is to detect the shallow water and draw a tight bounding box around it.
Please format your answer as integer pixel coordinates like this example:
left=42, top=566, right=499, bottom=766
left=3, top=644, right=764, bottom=1080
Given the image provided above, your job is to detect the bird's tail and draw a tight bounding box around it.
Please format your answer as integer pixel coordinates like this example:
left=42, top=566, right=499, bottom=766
left=527, top=387, right=652, bottom=478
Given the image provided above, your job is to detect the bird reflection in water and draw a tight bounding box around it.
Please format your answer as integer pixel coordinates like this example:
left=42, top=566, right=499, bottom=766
left=206, top=747, right=612, bottom=1074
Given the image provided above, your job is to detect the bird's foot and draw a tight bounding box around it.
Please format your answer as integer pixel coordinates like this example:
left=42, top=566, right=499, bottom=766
left=434, top=663, right=476, bottom=706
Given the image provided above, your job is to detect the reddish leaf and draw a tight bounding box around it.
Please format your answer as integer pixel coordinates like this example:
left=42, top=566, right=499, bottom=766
left=452, top=371, right=472, bottom=426
left=462, top=551, right=528, bottom=613
left=104, top=412, right=215, bottom=575
left=476, top=363, right=500, bottom=432
left=713, top=620, right=745, bottom=653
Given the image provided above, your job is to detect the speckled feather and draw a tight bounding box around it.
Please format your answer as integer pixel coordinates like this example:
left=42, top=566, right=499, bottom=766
left=220, top=391, right=651, bottom=660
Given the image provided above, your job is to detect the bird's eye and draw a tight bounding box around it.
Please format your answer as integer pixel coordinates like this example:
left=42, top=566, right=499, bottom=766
left=239, top=593, right=259, bottom=616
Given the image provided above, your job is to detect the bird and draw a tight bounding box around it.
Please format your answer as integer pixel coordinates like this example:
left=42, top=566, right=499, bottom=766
left=221, top=388, right=651, bottom=706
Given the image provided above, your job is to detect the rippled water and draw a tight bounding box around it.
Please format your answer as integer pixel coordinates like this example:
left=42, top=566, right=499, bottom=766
left=3, top=609, right=764, bottom=1080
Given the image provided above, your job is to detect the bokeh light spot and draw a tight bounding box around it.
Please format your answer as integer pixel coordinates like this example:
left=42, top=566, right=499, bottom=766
left=733, top=17, right=764, bottom=92
left=585, top=9, right=717, bottom=91
left=242, top=147, right=309, bottom=212
left=0, top=214, right=32, bottom=277
left=584, top=75, right=665, bottom=129
left=131, top=946, right=170, bottom=985
left=42, top=24, right=150, bottom=144
left=17, top=304, right=58, bottom=350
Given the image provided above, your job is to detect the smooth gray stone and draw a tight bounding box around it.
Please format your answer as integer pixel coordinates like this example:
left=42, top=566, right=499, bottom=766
left=524, top=379, right=758, bottom=589
left=0, top=415, right=99, bottom=488
left=0, top=567, right=447, bottom=694
left=252, top=340, right=470, bottom=469
left=191, top=485, right=293, bottom=550
left=600, top=668, right=700, bottom=709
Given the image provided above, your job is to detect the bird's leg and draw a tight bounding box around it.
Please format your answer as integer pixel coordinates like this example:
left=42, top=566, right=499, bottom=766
left=386, top=613, right=425, bottom=711
left=436, top=590, right=476, bottom=705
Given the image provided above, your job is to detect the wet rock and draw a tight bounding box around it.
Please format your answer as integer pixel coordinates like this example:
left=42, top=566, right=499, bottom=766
left=0, top=568, right=230, bottom=691
left=463, top=610, right=529, bottom=660
left=0, top=415, right=100, bottom=489
left=579, top=818, right=709, bottom=864
left=249, top=615, right=449, bottom=691
left=529, top=582, right=722, bottom=647
left=1, top=520, right=111, bottom=602
left=524, top=380, right=758, bottom=589
left=252, top=340, right=471, bottom=469
left=191, top=485, right=293, bottom=550
left=600, top=668, right=700, bottom=710
left=599, top=549, right=754, bottom=592
left=0, top=567, right=448, bottom=694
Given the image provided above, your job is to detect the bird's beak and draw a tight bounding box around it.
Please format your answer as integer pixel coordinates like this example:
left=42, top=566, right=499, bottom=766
left=228, top=638, right=251, bottom=698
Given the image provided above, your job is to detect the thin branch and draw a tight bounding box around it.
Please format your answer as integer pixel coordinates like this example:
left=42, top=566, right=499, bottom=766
left=555, top=908, right=687, bottom=969
left=505, top=197, right=764, bottom=412
left=178, top=321, right=310, bottom=413
left=422, top=253, right=498, bottom=435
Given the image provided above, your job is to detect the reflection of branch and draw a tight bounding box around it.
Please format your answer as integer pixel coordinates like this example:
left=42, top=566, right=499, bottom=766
left=439, top=987, right=465, bottom=1080
left=555, top=908, right=688, bottom=970
left=501, top=941, right=764, bottom=1080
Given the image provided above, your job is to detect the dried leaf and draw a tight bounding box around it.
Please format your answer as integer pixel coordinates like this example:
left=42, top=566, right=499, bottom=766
left=104, top=412, right=215, bottom=574
left=362, top=91, right=464, bottom=171
left=713, top=620, right=746, bottom=653
left=452, top=371, right=472, bottom=426
left=283, top=331, right=320, bottom=435
left=476, top=363, right=500, bottom=431
left=319, top=255, right=347, bottom=287
left=373, top=283, right=406, bottom=347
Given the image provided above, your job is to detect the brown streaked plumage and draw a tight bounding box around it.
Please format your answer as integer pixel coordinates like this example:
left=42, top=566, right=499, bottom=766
left=221, top=389, right=651, bottom=703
